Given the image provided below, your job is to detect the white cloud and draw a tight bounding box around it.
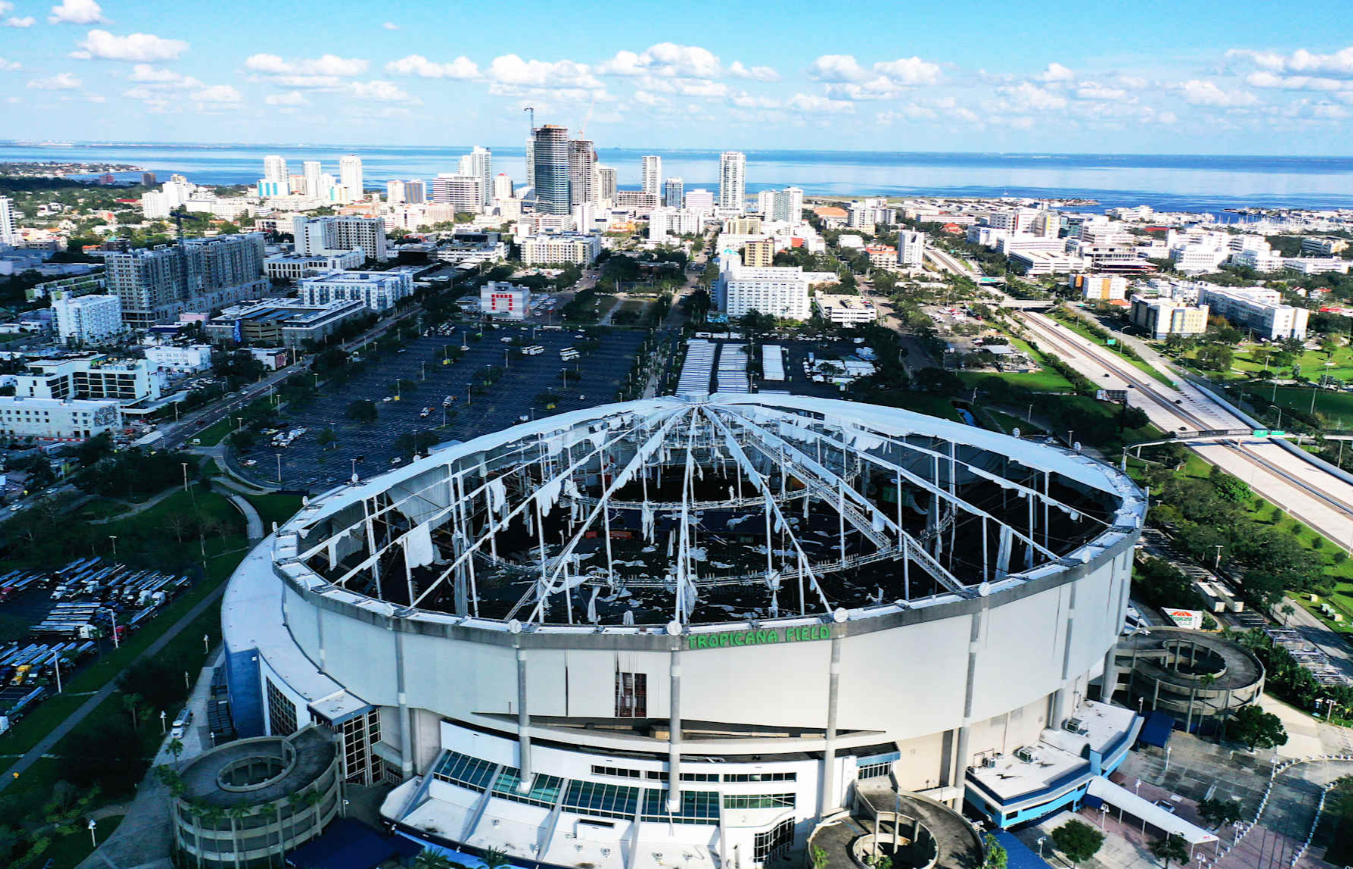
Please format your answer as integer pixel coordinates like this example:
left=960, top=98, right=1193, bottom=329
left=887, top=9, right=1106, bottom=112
left=385, top=54, right=479, bottom=79
left=787, top=92, right=856, bottom=114
left=1245, top=70, right=1352, bottom=92
left=49, top=0, right=103, bottom=24
left=636, top=75, right=727, bottom=97
left=347, top=79, right=419, bottom=103
left=873, top=57, right=942, bottom=85
left=190, top=84, right=241, bottom=103
left=807, top=55, right=870, bottom=82
left=1158, top=111, right=1178, bottom=124
left=382, top=21, right=398, bottom=30
left=1178, top=79, right=1258, bottom=107
left=633, top=89, right=668, bottom=107
left=488, top=55, right=599, bottom=89
left=265, top=90, right=308, bottom=106
left=28, top=72, right=81, bottom=89
left=1035, top=62, right=1075, bottom=83
left=728, top=61, right=779, bottom=82
left=244, top=53, right=367, bottom=77
left=73, top=30, right=188, bottom=62
left=3, top=14, right=33, bottom=27
left=1075, top=82, right=1129, bottom=102
left=269, top=75, right=340, bottom=89
left=128, top=64, right=182, bottom=83
left=1313, top=102, right=1351, bottom=119
left=728, top=90, right=780, bottom=109
left=599, top=43, right=721, bottom=79
left=0, top=56, right=19, bottom=71
left=998, top=81, right=1067, bottom=111
left=1116, top=75, right=1149, bottom=90
left=808, top=54, right=940, bottom=89
left=81, top=91, right=103, bottom=103
left=1228, top=46, right=1353, bottom=78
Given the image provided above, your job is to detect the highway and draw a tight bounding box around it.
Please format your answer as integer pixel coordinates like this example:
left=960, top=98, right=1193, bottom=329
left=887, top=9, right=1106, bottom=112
left=1017, top=309, right=1353, bottom=553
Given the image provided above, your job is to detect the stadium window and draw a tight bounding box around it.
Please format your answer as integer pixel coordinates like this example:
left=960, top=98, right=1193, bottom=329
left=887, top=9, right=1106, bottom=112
left=857, top=762, right=890, bottom=780
left=753, top=817, right=795, bottom=862
left=615, top=671, right=647, bottom=718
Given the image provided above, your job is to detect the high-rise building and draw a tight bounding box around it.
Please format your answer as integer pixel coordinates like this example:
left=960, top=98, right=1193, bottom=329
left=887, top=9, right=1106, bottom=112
left=404, top=180, right=426, bottom=205
left=685, top=188, right=715, bottom=211
left=432, top=175, right=485, bottom=214
left=263, top=155, right=289, bottom=183
left=641, top=155, right=662, bottom=196
left=718, top=151, right=746, bottom=211
left=141, top=172, right=158, bottom=187
left=524, top=138, right=535, bottom=190
left=531, top=125, right=570, bottom=216
left=664, top=177, right=684, bottom=209
left=52, top=292, right=122, bottom=345
left=595, top=166, right=617, bottom=203
left=105, top=234, right=269, bottom=328
left=303, top=161, right=323, bottom=199
left=457, top=147, right=493, bottom=206
left=0, top=196, right=16, bottom=245
left=568, top=138, right=597, bottom=208
left=493, top=173, right=514, bottom=202
left=763, top=187, right=804, bottom=224
left=339, top=155, right=364, bottom=199
left=898, top=231, right=926, bottom=269
left=293, top=215, right=389, bottom=262
left=387, top=180, right=408, bottom=204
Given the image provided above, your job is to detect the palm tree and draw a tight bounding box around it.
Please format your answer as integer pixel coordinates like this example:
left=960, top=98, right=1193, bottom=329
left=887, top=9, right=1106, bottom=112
left=122, top=693, right=145, bottom=730
left=415, top=852, right=454, bottom=869
left=167, top=737, right=185, bottom=770
left=301, top=788, right=326, bottom=841
left=482, top=846, right=512, bottom=869
left=225, top=805, right=252, bottom=869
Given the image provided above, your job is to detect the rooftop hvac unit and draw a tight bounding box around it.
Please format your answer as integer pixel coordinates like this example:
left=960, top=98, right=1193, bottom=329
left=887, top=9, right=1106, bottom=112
left=1065, top=718, right=1087, bottom=735
left=980, top=755, right=998, bottom=768
left=1014, top=747, right=1035, bottom=763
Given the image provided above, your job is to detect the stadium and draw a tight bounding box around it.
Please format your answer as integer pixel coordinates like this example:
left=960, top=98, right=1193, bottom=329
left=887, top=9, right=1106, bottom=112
left=221, top=393, right=1146, bottom=868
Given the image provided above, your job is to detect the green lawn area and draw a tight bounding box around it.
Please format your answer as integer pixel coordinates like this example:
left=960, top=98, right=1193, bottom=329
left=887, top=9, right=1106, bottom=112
left=46, top=814, right=124, bottom=869
left=1235, top=384, right=1353, bottom=429
left=959, top=336, right=1078, bottom=393
left=979, top=408, right=1045, bottom=436
left=1231, top=343, right=1353, bottom=381
left=192, top=416, right=236, bottom=446
left=244, top=492, right=305, bottom=532
left=864, top=388, right=963, bottom=421
left=1049, top=308, right=1177, bottom=388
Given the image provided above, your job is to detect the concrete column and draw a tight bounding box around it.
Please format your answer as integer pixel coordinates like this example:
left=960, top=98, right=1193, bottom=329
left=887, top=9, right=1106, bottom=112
left=953, top=606, right=985, bottom=809
left=819, top=635, right=843, bottom=816
left=1100, top=647, right=1118, bottom=702
left=668, top=643, right=683, bottom=812
left=516, top=643, right=534, bottom=791
left=1053, top=583, right=1078, bottom=727
left=393, top=625, right=414, bottom=778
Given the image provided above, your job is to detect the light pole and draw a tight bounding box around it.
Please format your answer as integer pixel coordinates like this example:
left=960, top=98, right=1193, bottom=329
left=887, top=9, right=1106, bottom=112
left=108, top=535, right=118, bottom=557
left=1214, top=544, right=1223, bottom=568
left=181, top=462, right=190, bottom=492
left=1164, top=745, right=1172, bottom=773
left=203, top=633, right=210, bottom=654
left=109, top=609, right=120, bottom=649
left=160, top=709, right=167, bottom=733
left=1037, top=836, right=1047, bottom=858
left=276, top=453, right=282, bottom=484
left=88, top=818, right=97, bottom=848
left=53, top=655, right=62, bottom=694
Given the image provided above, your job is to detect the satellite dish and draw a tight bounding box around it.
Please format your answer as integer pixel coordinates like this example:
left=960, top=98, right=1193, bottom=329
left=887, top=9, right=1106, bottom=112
left=1012, top=427, right=1021, bottom=438
left=666, top=620, right=683, bottom=636
left=508, top=619, right=523, bottom=634
left=832, top=607, right=848, bottom=624
left=1074, top=441, right=1082, bottom=453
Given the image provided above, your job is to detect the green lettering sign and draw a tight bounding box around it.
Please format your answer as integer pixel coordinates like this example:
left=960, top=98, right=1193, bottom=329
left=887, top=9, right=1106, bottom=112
left=687, top=625, right=831, bottom=650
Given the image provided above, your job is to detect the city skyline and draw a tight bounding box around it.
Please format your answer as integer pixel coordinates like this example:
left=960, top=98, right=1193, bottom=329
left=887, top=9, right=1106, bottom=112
left=1, top=0, right=1353, bottom=154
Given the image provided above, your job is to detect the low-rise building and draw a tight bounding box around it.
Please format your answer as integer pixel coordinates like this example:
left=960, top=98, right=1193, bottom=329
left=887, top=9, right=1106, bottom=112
left=815, top=293, right=878, bottom=325
left=1072, top=274, right=1129, bottom=301
left=15, top=356, right=161, bottom=404
left=1009, top=250, right=1089, bottom=276
left=264, top=249, right=365, bottom=280
left=742, top=239, right=775, bottom=267
left=143, top=344, right=214, bottom=373
left=1130, top=296, right=1209, bottom=340
left=716, top=253, right=811, bottom=320
left=479, top=282, right=531, bottom=319
left=1197, top=286, right=1308, bottom=340
left=520, top=233, right=602, bottom=266
left=864, top=245, right=897, bottom=270
left=297, top=270, right=413, bottom=313
left=52, top=292, right=122, bottom=346
left=0, top=396, right=121, bottom=442
left=204, top=299, right=368, bottom=348
left=25, top=272, right=105, bottom=302
left=1285, top=258, right=1352, bottom=276
left=1302, top=237, right=1349, bottom=256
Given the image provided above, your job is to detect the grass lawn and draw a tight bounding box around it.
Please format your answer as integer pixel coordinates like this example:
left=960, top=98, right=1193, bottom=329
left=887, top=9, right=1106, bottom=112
left=1235, top=384, right=1353, bottom=429
left=980, top=408, right=1045, bottom=436
left=72, top=497, right=131, bottom=522
left=1231, top=343, right=1353, bottom=382
left=1049, top=308, right=1177, bottom=388
left=865, top=388, right=962, bottom=421
left=244, top=492, right=305, bottom=532
left=46, top=814, right=124, bottom=869
left=193, top=416, right=236, bottom=446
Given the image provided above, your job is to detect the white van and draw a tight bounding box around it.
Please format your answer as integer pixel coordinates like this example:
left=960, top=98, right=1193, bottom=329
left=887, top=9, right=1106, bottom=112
left=171, top=708, right=193, bottom=739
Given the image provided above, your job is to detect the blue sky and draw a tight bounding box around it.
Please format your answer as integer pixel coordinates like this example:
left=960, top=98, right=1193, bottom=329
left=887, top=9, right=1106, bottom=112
left=4, top=0, right=1353, bottom=153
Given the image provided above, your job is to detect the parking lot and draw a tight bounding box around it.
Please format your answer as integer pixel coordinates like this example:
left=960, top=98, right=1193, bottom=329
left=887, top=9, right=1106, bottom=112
left=236, top=327, right=649, bottom=491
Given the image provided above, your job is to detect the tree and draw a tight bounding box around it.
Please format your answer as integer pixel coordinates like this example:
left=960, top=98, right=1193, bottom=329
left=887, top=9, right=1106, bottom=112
left=1281, top=603, right=1296, bottom=625
left=167, top=737, right=185, bottom=770
left=415, top=852, right=454, bottom=869
left=482, top=847, right=511, bottom=869
left=346, top=399, right=378, bottom=424
left=316, top=427, right=337, bottom=450
left=982, top=833, right=1008, bottom=869
left=1197, top=797, right=1243, bottom=829
left=1051, top=820, right=1104, bottom=866
left=811, top=846, right=830, bottom=869
left=1150, top=833, right=1190, bottom=868
left=1195, top=344, right=1234, bottom=372
left=1230, top=704, right=1288, bottom=751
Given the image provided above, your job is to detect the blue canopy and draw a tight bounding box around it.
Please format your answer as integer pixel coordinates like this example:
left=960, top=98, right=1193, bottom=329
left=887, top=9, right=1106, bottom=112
left=286, top=819, right=421, bottom=869
left=994, top=830, right=1055, bottom=869
left=1137, top=711, right=1175, bottom=748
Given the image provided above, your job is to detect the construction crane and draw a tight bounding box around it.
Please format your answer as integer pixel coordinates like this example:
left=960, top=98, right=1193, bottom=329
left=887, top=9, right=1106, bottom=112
left=168, top=205, right=204, bottom=245
left=523, top=105, right=535, bottom=133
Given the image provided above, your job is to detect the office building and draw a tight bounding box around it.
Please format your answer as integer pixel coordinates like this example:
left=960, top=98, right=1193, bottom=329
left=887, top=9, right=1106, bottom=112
left=718, top=151, right=746, bottom=211
left=206, top=298, right=368, bottom=348
left=815, top=294, right=878, bottom=324
left=686, top=188, right=715, bottom=211
left=742, top=239, right=775, bottom=267
left=0, top=196, right=16, bottom=246
left=52, top=292, right=122, bottom=346
left=987, top=208, right=1039, bottom=234
left=386, top=180, right=416, bottom=205
left=457, top=146, right=493, bottom=206
left=493, top=173, right=514, bottom=202
left=339, top=155, right=364, bottom=200
left=532, top=125, right=571, bottom=215
left=865, top=245, right=897, bottom=269
left=479, top=281, right=531, bottom=319
left=716, top=253, right=811, bottom=320
left=263, top=155, right=288, bottom=183
left=0, top=396, right=121, bottom=441
left=1302, top=237, right=1349, bottom=256
left=520, top=233, right=602, bottom=266
left=264, top=249, right=365, bottom=281
left=615, top=191, right=659, bottom=215
left=141, top=172, right=158, bottom=187
left=1074, top=274, right=1129, bottom=301
left=1197, top=286, right=1309, bottom=340
left=297, top=270, right=414, bottom=313
left=595, top=166, right=617, bottom=203
left=664, top=177, right=684, bottom=209
left=898, top=231, right=926, bottom=270
left=143, top=344, right=214, bottom=373
left=105, top=234, right=269, bottom=328
left=1130, top=296, right=1210, bottom=340
left=16, top=356, right=161, bottom=404
left=568, top=139, right=597, bottom=208
left=303, top=161, right=323, bottom=198
left=432, top=175, right=485, bottom=215
left=1285, top=258, right=1352, bottom=276
left=292, top=215, right=388, bottom=263
left=641, top=155, right=663, bottom=196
